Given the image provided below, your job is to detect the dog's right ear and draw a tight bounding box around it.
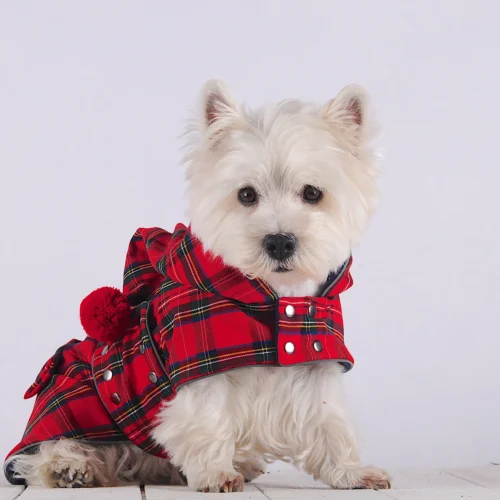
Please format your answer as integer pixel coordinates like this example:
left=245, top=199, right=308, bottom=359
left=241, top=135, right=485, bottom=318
left=198, top=79, right=242, bottom=145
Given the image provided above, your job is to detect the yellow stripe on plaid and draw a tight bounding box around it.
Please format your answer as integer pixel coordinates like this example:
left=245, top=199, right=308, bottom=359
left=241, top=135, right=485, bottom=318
left=169, top=345, right=276, bottom=380
left=180, top=238, right=210, bottom=292
left=65, top=429, right=123, bottom=440
left=124, top=262, right=155, bottom=281
left=279, top=320, right=344, bottom=341
left=145, top=228, right=166, bottom=249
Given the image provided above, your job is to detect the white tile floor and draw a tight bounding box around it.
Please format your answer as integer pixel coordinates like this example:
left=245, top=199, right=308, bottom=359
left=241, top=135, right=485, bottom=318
left=0, top=466, right=498, bottom=500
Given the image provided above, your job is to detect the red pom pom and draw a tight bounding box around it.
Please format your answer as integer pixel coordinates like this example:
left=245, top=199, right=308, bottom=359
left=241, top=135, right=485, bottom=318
left=80, top=287, right=131, bottom=343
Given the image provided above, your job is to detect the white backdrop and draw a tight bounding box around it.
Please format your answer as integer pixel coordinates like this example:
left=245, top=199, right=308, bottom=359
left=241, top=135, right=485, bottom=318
left=1, top=2, right=499, bottom=475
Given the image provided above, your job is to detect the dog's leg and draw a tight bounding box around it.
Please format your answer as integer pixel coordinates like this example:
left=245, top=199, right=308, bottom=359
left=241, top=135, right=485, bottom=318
left=297, top=366, right=391, bottom=490
left=7, top=440, right=179, bottom=487
left=233, top=452, right=266, bottom=483
left=301, top=408, right=390, bottom=489
left=8, top=441, right=100, bottom=487
left=153, top=374, right=244, bottom=493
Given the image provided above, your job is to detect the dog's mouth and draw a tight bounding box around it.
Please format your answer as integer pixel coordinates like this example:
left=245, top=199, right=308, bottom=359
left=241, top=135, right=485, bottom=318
left=273, top=266, right=292, bottom=273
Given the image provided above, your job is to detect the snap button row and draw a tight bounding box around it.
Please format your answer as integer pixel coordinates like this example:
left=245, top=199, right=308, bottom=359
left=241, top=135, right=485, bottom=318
left=103, top=372, right=121, bottom=405
left=283, top=340, right=324, bottom=354
left=102, top=342, right=152, bottom=406
left=285, top=304, right=317, bottom=318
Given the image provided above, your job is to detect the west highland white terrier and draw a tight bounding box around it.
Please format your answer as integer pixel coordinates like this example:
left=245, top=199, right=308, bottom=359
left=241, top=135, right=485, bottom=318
left=6, top=80, right=389, bottom=492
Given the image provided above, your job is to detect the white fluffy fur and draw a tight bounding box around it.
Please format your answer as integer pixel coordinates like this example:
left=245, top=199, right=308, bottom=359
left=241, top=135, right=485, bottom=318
left=9, top=80, right=389, bottom=492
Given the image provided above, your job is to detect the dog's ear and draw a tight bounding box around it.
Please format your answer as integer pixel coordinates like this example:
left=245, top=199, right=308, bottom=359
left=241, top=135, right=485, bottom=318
left=321, top=85, right=373, bottom=146
left=198, top=79, right=242, bottom=144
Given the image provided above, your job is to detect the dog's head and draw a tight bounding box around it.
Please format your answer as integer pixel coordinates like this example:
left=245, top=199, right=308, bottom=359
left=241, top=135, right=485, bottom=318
left=184, top=80, right=380, bottom=293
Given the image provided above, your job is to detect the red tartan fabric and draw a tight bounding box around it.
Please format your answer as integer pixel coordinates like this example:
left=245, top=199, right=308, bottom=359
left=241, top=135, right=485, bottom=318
left=5, top=224, right=354, bottom=484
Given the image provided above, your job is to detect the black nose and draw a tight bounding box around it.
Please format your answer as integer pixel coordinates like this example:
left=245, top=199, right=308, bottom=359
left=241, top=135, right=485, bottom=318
left=263, top=233, right=297, bottom=261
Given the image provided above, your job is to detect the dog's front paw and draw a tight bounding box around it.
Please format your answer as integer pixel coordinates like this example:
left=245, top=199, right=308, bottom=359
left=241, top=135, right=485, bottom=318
left=327, top=465, right=391, bottom=490
left=198, top=471, right=245, bottom=493
left=354, top=466, right=391, bottom=490
left=234, top=459, right=266, bottom=483
left=52, top=465, right=95, bottom=488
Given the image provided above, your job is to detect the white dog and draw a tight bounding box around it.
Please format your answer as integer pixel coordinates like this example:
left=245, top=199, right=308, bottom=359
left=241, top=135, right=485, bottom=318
left=9, top=80, right=389, bottom=492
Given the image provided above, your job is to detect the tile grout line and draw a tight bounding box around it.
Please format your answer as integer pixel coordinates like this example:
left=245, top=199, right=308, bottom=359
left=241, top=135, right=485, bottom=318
left=253, top=483, right=396, bottom=499
left=254, top=483, right=272, bottom=500
left=9, top=485, right=26, bottom=500
left=443, top=470, right=496, bottom=492
left=374, top=487, right=400, bottom=500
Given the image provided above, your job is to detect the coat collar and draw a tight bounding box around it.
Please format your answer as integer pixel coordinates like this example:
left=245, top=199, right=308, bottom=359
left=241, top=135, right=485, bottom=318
left=123, top=224, right=352, bottom=306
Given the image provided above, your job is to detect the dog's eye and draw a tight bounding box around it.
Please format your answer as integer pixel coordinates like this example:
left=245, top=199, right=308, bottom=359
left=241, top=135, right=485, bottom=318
left=238, top=187, right=258, bottom=206
left=302, top=185, right=323, bottom=204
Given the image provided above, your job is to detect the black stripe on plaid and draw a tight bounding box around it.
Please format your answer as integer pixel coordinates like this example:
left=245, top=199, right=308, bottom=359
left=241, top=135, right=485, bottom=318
left=168, top=340, right=277, bottom=388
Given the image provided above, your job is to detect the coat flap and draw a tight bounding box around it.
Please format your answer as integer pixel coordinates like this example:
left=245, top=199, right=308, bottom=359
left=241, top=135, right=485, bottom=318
left=24, top=340, right=80, bottom=399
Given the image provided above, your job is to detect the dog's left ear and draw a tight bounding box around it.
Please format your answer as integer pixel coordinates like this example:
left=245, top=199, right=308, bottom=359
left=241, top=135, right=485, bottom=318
left=321, top=85, right=373, bottom=147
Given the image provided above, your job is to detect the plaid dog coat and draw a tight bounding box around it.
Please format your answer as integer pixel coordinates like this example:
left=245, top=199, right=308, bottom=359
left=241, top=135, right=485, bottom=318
left=5, top=224, right=354, bottom=484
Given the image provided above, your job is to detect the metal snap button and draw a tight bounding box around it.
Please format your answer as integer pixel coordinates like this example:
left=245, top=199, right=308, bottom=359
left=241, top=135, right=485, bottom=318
left=111, top=393, right=121, bottom=404
left=284, top=341, right=295, bottom=354
left=285, top=304, right=295, bottom=318
left=103, top=369, right=113, bottom=382
left=149, top=372, right=158, bottom=384
left=308, top=304, right=317, bottom=317
left=313, top=340, right=323, bottom=352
